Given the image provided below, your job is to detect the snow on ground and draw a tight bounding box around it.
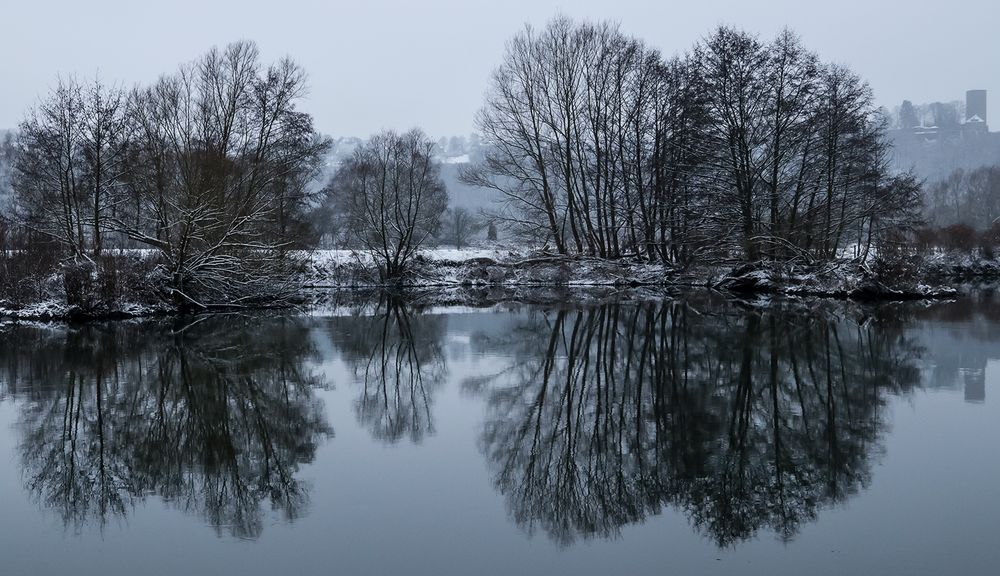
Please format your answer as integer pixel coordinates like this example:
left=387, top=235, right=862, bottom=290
left=299, top=246, right=688, bottom=291
left=2, top=246, right=975, bottom=321
left=303, top=247, right=522, bottom=267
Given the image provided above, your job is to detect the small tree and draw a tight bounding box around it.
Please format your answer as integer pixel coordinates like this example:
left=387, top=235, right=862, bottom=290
left=899, top=100, right=919, bottom=129
left=0, top=131, right=14, bottom=210
left=328, top=129, right=447, bottom=281
left=440, top=207, right=483, bottom=249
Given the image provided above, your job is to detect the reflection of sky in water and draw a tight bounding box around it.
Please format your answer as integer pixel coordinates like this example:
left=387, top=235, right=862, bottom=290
left=0, top=299, right=997, bottom=576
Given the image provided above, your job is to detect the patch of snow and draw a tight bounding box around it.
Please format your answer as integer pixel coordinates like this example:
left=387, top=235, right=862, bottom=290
left=305, top=302, right=508, bottom=318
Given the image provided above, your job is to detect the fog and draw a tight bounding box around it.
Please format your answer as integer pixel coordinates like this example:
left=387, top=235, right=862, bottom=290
left=0, top=0, right=996, bottom=136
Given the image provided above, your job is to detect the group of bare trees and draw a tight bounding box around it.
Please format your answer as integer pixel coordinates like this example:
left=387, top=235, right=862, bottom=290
left=13, top=78, right=128, bottom=258
left=925, top=166, right=1000, bottom=230
left=438, top=207, right=485, bottom=249
left=7, top=41, right=329, bottom=307
left=465, top=17, right=921, bottom=264
left=1, top=19, right=933, bottom=305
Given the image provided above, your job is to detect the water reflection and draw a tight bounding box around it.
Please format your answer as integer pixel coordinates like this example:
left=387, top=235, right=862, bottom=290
left=0, top=297, right=942, bottom=548
left=911, top=290, right=999, bottom=403
left=334, top=299, right=447, bottom=443
left=467, top=301, right=924, bottom=546
left=0, top=317, right=332, bottom=538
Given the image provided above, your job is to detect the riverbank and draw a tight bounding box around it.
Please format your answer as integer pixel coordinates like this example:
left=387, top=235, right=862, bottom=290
left=1, top=247, right=987, bottom=321
left=303, top=249, right=961, bottom=300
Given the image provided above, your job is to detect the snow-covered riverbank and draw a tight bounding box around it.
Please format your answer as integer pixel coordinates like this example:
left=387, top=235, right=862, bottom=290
left=302, top=248, right=960, bottom=299
left=0, top=247, right=984, bottom=321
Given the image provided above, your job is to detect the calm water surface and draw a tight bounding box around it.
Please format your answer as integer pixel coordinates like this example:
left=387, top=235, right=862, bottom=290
left=1, top=294, right=998, bottom=575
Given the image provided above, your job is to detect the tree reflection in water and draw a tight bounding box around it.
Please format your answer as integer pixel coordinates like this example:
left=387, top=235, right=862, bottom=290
left=334, top=297, right=447, bottom=443
left=0, top=298, right=929, bottom=548
left=0, top=317, right=332, bottom=538
left=469, top=301, right=923, bottom=546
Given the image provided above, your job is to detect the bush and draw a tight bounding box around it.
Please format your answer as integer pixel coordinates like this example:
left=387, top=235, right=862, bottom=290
left=979, top=223, right=1000, bottom=260
left=0, top=246, right=61, bottom=307
left=0, top=244, right=164, bottom=315
left=913, top=227, right=939, bottom=255
left=64, top=252, right=163, bottom=313
left=940, top=224, right=977, bottom=253
left=62, top=260, right=99, bottom=310
left=874, top=229, right=923, bottom=285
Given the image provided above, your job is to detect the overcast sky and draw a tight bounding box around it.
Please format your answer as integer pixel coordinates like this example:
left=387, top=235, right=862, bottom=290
left=1, top=0, right=996, bottom=137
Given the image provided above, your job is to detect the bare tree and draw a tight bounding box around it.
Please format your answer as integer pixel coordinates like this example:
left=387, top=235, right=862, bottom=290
left=0, top=132, right=15, bottom=244
left=0, top=131, right=15, bottom=202
left=465, top=18, right=908, bottom=266
left=11, top=77, right=128, bottom=260
left=7, top=42, right=329, bottom=309
left=439, top=207, right=483, bottom=249
left=116, top=41, right=329, bottom=307
left=327, top=129, right=447, bottom=281
left=80, top=78, right=129, bottom=257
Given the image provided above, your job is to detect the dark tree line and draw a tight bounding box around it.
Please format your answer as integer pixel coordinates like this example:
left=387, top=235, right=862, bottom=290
left=465, top=300, right=923, bottom=546
left=464, top=17, right=921, bottom=264
left=6, top=41, right=330, bottom=307
left=0, top=317, right=332, bottom=537
left=0, top=21, right=935, bottom=303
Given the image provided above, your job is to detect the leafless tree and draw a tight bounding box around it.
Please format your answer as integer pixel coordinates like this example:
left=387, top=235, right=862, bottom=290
left=439, top=207, right=483, bottom=249
left=116, top=41, right=329, bottom=307
left=0, top=132, right=15, bottom=246
left=12, top=77, right=127, bottom=259
left=466, top=17, right=914, bottom=266
left=327, top=129, right=447, bottom=281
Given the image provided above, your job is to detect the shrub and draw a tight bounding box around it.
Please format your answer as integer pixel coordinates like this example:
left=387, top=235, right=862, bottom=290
left=0, top=245, right=61, bottom=307
left=913, top=227, right=939, bottom=255
left=940, top=224, right=977, bottom=253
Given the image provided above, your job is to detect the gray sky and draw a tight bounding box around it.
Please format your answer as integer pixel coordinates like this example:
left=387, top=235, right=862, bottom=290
left=1, top=0, right=996, bottom=137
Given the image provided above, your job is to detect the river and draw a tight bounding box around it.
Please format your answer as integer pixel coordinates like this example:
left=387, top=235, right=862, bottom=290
left=0, top=292, right=997, bottom=575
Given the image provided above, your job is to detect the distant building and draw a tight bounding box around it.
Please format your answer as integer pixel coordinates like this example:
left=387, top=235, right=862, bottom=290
left=967, top=89, right=988, bottom=126
left=886, top=89, right=999, bottom=180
